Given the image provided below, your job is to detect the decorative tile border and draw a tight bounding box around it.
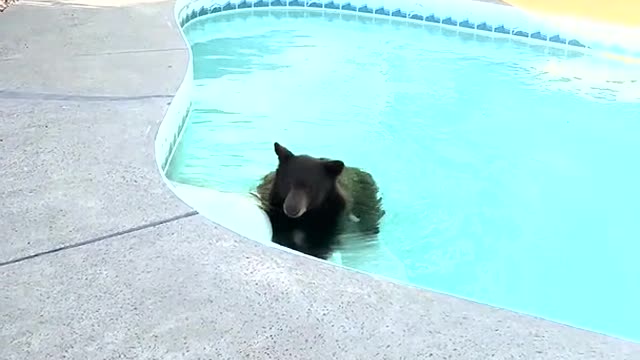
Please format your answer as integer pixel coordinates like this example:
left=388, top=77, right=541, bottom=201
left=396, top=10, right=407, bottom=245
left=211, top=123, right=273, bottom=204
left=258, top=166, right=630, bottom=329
left=175, top=0, right=593, bottom=50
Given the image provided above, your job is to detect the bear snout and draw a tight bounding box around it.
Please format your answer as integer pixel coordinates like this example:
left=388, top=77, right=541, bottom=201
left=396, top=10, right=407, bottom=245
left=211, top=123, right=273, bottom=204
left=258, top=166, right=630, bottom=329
left=283, top=189, right=309, bottom=218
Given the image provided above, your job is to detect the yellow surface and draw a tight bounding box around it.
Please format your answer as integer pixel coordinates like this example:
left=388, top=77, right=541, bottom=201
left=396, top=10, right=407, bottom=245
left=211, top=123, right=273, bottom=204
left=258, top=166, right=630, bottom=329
left=603, top=53, right=640, bottom=64
left=503, top=0, right=640, bottom=27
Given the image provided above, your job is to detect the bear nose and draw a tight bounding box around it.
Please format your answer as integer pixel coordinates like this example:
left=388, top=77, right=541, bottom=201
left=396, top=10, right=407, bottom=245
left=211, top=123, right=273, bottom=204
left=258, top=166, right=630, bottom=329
left=283, top=189, right=308, bottom=218
left=284, top=203, right=305, bottom=218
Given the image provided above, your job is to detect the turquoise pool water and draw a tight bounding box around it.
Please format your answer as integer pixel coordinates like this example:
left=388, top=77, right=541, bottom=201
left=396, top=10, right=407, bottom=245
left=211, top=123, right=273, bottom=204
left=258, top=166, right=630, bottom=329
left=168, top=10, right=640, bottom=342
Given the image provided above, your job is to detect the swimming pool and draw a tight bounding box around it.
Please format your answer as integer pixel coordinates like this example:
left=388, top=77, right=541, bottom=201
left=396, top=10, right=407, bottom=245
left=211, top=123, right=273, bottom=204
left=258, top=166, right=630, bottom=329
left=161, top=4, right=640, bottom=343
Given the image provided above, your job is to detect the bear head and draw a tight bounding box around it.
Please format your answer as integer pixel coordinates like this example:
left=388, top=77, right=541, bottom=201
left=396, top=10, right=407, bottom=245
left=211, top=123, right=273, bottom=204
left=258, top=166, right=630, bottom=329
left=270, top=142, right=345, bottom=219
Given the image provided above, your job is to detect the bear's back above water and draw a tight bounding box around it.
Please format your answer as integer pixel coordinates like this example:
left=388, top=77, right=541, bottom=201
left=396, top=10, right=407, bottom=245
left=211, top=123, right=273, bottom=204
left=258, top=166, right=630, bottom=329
left=254, top=142, right=384, bottom=259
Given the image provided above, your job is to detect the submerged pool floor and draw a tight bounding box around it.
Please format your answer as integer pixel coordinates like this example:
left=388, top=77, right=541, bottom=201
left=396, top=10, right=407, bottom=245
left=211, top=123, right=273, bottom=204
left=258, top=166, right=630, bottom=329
left=168, top=10, right=640, bottom=342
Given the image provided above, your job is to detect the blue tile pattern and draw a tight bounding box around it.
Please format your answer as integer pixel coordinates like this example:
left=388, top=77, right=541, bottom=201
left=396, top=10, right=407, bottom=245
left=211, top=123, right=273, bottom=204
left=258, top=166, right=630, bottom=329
left=254, top=0, right=268, bottom=7
left=549, top=35, right=567, bottom=44
left=177, top=0, right=594, bottom=51
left=494, top=25, right=510, bottom=35
left=513, top=30, right=529, bottom=38
left=424, top=14, right=441, bottom=24
left=341, top=3, right=356, bottom=12
left=374, top=7, right=388, bottom=16
left=476, top=22, right=492, bottom=32
left=390, top=9, right=406, bottom=18
left=441, top=17, right=458, bottom=26
left=459, top=20, right=475, bottom=29
left=358, top=5, right=372, bottom=14
left=222, top=1, right=235, bottom=11
left=530, top=32, right=547, bottom=41
left=568, top=39, right=586, bottom=48
left=324, top=1, right=339, bottom=9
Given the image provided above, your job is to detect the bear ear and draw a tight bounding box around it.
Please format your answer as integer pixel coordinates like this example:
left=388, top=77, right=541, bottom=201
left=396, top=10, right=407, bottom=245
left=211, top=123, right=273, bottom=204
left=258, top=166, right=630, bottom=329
left=274, top=142, right=294, bottom=162
left=324, top=160, right=345, bottom=177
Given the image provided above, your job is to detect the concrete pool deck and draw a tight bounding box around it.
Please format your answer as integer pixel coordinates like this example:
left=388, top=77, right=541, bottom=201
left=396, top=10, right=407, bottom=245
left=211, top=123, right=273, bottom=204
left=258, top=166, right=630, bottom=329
left=1, top=0, right=639, bottom=358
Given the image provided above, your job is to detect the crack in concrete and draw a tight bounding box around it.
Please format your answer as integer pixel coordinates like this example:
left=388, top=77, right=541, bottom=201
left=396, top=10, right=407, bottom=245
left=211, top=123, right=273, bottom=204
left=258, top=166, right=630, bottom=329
left=75, top=47, right=188, bottom=57
left=0, top=210, right=199, bottom=267
left=0, top=47, right=187, bottom=62
left=0, top=90, right=175, bottom=102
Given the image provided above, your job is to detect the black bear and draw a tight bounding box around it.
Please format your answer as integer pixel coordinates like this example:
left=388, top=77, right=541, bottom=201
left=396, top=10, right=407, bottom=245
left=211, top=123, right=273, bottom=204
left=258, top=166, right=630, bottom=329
left=254, top=142, right=385, bottom=260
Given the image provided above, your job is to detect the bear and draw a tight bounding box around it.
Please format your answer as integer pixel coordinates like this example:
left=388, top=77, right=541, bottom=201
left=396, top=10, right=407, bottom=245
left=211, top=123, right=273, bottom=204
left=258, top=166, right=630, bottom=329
left=253, top=142, right=385, bottom=260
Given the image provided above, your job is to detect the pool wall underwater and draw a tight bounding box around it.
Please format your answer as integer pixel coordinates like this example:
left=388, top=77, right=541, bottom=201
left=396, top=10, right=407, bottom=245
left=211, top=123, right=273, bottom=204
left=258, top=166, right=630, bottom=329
left=155, top=0, right=640, bottom=345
